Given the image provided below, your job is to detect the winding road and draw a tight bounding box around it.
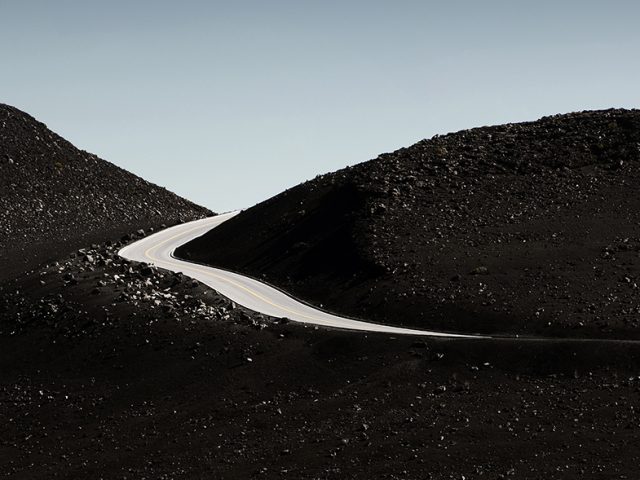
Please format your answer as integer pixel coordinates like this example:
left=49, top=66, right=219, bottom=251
left=119, top=212, right=481, bottom=338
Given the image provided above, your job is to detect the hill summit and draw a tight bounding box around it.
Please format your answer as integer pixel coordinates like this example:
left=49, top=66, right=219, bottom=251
left=177, top=109, right=640, bottom=339
left=0, top=104, right=211, bottom=279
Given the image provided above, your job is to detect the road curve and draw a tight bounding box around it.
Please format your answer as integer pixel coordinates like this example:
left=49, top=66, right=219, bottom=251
left=118, top=212, right=482, bottom=338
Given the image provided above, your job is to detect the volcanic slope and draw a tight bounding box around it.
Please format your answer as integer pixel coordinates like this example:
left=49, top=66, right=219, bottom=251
left=0, top=104, right=211, bottom=280
left=2, top=105, right=640, bottom=479
left=177, top=109, right=640, bottom=339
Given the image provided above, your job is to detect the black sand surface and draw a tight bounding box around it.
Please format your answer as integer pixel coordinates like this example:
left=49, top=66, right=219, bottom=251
left=2, top=245, right=640, bottom=479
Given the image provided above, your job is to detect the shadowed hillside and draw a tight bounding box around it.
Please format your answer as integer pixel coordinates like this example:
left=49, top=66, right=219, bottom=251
left=177, top=109, right=640, bottom=339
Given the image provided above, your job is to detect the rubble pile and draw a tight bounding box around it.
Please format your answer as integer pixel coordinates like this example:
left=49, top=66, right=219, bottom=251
left=0, top=228, right=271, bottom=338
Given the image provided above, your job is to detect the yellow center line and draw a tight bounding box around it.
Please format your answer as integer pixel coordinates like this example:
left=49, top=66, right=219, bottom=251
left=131, top=218, right=467, bottom=336
left=142, top=222, right=341, bottom=325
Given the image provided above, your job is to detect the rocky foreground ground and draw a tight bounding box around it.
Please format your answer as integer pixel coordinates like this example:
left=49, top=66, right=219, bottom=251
left=178, top=109, right=640, bottom=339
left=1, top=231, right=640, bottom=478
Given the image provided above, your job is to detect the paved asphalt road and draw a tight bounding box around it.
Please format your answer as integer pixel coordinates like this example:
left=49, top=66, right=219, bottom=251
left=119, top=212, right=481, bottom=338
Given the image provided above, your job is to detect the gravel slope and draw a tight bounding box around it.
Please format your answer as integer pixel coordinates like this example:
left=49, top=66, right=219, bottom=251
left=177, top=109, right=640, bottom=339
left=0, top=104, right=211, bottom=280
left=2, top=243, right=640, bottom=479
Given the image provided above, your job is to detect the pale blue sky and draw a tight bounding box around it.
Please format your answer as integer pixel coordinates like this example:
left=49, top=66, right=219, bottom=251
left=2, top=1, right=639, bottom=211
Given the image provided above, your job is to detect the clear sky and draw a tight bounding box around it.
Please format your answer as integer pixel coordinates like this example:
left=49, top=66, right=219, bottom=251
left=2, top=1, right=639, bottom=211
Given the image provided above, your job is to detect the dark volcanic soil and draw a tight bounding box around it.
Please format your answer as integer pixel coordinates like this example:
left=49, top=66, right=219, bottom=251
left=177, top=109, right=640, bottom=339
left=2, top=239, right=640, bottom=479
left=3, top=105, right=640, bottom=478
left=0, top=104, right=211, bottom=281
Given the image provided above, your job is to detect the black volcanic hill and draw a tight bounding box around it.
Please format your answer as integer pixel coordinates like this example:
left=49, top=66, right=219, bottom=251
left=0, top=104, right=211, bottom=279
left=3, top=105, right=640, bottom=479
left=177, top=109, right=640, bottom=339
